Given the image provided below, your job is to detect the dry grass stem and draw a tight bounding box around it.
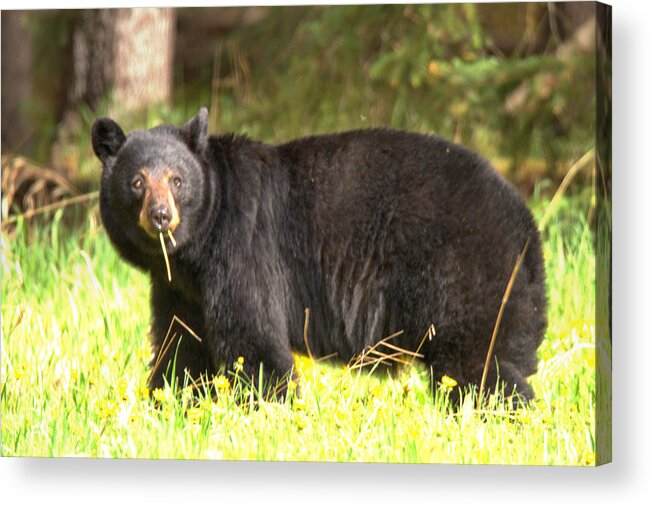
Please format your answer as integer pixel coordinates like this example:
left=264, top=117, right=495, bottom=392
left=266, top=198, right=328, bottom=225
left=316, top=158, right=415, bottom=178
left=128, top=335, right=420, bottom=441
left=148, top=332, right=178, bottom=386
left=478, top=238, right=531, bottom=406
left=349, top=356, right=392, bottom=371
left=166, top=315, right=202, bottom=343
left=376, top=340, right=424, bottom=359
left=159, top=232, right=172, bottom=282
left=167, top=230, right=177, bottom=247
left=348, top=330, right=424, bottom=371
left=410, top=324, right=436, bottom=365
left=315, top=352, right=338, bottom=363
left=367, top=349, right=413, bottom=366
left=538, top=149, right=594, bottom=231
left=303, top=307, right=314, bottom=361
left=148, top=315, right=203, bottom=386
left=2, top=191, right=99, bottom=228
left=1, top=155, right=78, bottom=222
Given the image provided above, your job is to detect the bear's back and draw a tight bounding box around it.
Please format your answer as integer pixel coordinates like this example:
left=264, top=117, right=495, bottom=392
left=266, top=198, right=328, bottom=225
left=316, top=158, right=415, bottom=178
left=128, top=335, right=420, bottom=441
left=276, top=128, right=532, bottom=258
left=272, top=129, right=544, bottom=360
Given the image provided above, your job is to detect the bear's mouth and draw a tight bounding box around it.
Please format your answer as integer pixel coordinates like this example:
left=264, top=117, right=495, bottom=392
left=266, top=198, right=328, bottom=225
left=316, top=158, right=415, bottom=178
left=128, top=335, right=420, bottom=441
left=140, top=218, right=179, bottom=240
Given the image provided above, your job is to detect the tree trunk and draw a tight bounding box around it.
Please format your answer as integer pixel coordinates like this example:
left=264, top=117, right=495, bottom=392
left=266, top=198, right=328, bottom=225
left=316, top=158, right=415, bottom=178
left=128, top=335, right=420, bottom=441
left=69, top=8, right=175, bottom=113
left=1, top=11, right=33, bottom=154
left=112, top=8, right=175, bottom=110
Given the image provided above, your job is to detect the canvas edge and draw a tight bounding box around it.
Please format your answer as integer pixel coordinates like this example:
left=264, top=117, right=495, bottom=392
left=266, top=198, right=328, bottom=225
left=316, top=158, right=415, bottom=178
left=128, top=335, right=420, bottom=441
left=595, top=0, right=612, bottom=467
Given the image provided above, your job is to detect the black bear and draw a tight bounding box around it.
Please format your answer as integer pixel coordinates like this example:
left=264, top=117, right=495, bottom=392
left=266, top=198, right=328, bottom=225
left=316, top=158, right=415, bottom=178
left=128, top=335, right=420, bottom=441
left=92, top=108, right=547, bottom=401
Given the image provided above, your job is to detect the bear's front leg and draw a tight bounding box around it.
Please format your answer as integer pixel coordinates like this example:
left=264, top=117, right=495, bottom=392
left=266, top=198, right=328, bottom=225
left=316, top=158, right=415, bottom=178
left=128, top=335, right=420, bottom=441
left=204, top=299, right=297, bottom=400
left=148, top=281, right=212, bottom=391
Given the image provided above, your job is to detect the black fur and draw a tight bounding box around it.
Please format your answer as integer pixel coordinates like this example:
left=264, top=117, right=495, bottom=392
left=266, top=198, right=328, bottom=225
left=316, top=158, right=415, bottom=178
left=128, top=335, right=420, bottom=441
left=92, top=108, right=547, bottom=401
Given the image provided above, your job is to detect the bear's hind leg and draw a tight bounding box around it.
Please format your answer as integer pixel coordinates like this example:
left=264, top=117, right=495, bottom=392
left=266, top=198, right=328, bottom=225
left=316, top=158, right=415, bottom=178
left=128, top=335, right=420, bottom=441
left=465, top=359, right=535, bottom=406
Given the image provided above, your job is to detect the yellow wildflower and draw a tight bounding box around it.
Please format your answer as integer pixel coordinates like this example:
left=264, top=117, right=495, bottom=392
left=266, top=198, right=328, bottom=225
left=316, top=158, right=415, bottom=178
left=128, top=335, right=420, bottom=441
left=334, top=405, right=347, bottom=426
left=516, top=410, right=533, bottom=424
left=294, top=398, right=306, bottom=411
left=181, top=387, right=194, bottom=405
left=187, top=407, right=203, bottom=425
left=441, top=375, right=458, bottom=388
left=295, top=355, right=313, bottom=375
left=162, top=404, right=173, bottom=420
left=585, top=452, right=596, bottom=466
left=370, top=384, right=383, bottom=398
left=14, top=366, right=26, bottom=381
left=117, top=379, right=129, bottom=400
left=213, top=375, right=230, bottom=393
left=97, top=399, right=117, bottom=420
left=152, top=387, right=165, bottom=402
left=139, top=347, right=152, bottom=362
left=295, top=413, right=307, bottom=430
left=402, top=376, right=415, bottom=394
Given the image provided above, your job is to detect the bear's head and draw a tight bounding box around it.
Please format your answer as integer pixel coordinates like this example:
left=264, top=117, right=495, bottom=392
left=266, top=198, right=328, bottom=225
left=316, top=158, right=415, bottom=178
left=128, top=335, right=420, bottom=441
left=91, top=108, right=211, bottom=259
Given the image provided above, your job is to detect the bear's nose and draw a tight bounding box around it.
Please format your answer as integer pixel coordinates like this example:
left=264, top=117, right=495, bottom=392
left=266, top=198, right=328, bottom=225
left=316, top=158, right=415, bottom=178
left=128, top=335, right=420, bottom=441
left=149, top=204, right=171, bottom=232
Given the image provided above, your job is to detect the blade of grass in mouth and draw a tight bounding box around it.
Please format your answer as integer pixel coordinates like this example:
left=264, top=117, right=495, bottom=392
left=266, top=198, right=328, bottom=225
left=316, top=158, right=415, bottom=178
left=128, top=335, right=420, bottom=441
left=167, top=230, right=177, bottom=247
left=159, top=232, right=172, bottom=282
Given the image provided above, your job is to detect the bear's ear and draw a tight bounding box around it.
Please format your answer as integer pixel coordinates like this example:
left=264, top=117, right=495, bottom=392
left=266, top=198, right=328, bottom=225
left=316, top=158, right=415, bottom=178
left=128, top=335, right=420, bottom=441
left=91, top=118, right=127, bottom=166
left=180, top=107, right=209, bottom=154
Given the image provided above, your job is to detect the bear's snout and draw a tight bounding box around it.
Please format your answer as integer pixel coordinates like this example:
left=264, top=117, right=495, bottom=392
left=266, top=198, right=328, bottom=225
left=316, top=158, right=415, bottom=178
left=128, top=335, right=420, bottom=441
left=137, top=170, right=181, bottom=238
left=150, top=204, right=172, bottom=232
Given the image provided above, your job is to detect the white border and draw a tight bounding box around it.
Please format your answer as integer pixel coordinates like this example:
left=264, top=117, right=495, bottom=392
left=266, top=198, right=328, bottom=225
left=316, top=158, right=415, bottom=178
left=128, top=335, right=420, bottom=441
left=1, top=0, right=649, bottom=504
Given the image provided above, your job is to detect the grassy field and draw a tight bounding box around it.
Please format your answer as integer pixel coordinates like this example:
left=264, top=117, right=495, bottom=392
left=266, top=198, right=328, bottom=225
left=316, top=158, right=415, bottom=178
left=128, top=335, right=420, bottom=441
left=1, top=189, right=600, bottom=465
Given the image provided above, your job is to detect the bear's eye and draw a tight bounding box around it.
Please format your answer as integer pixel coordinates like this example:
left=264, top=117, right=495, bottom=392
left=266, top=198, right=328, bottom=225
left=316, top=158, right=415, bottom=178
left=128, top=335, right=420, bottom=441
left=131, top=177, right=143, bottom=192
left=172, top=176, right=182, bottom=189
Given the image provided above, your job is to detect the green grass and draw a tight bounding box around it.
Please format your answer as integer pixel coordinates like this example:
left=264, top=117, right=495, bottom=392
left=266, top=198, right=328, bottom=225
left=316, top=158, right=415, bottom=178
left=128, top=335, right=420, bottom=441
left=1, top=191, right=600, bottom=464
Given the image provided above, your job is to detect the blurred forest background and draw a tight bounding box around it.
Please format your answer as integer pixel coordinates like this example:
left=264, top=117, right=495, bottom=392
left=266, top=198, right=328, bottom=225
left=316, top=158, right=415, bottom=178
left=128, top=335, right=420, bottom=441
left=1, top=3, right=600, bottom=220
